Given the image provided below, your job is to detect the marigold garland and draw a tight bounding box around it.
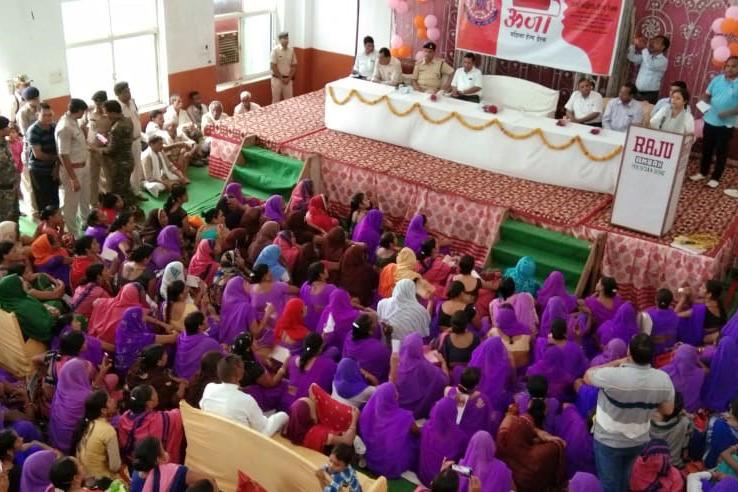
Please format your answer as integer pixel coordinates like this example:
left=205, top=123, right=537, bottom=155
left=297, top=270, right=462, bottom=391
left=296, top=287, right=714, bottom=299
left=327, top=87, right=624, bottom=162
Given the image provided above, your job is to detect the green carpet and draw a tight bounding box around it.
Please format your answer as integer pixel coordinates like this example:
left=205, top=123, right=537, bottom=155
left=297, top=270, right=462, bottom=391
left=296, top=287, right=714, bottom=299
left=232, top=147, right=304, bottom=201
left=488, top=219, right=591, bottom=292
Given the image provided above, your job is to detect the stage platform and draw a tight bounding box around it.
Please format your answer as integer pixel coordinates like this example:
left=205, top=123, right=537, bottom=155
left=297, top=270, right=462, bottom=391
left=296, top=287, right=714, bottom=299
left=206, top=91, right=738, bottom=308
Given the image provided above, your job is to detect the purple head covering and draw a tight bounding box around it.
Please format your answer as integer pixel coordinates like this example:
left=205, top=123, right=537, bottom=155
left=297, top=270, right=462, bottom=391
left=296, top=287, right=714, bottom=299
left=20, top=449, right=56, bottom=492
left=342, top=336, right=391, bottom=383
left=554, top=405, right=596, bottom=478
left=597, top=302, right=638, bottom=346
left=458, top=431, right=514, bottom=492
left=115, top=306, right=156, bottom=373
left=351, top=209, right=384, bottom=263
left=526, top=346, right=575, bottom=401
left=724, top=311, right=738, bottom=339
left=333, top=358, right=369, bottom=399
left=152, top=225, right=182, bottom=270
left=495, top=306, right=531, bottom=337
left=85, top=225, right=108, bottom=249
left=396, top=333, right=448, bottom=419
left=317, top=289, right=360, bottom=351
left=174, top=332, right=221, bottom=380
left=404, top=214, right=428, bottom=254
left=469, top=337, right=513, bottom=412
left=584, top=293, right=625, bottom=328
left=418, top=397, right=467, bottom=485
left=225, top=182, right=246, bottom=204
left=509, top=293, right=538, bottom=331
left=359, top=382, right=418, bottom=478
left=539, top=296, right=569, bottom=339
left=646, top=306, right=679, bottom=355
left=102, top=230, right=128, bottom=263
left=662, top=344, right=705, bottom=413
left=264, top=195, right=285, bottom=223
left=537, top=271, right=577, bottom=314
left=48, top=358, right=91, bottom=453
left=219, top=276, right=254, bottom=345
left=299, top=281, right=337, bottom=331
left=590, top=338, right=627, bottom=367
left=569, top=472, right=604, bottom=492
left=678, top=303, right=707, bottom=345
left=702, top=336, right=738, bottom=411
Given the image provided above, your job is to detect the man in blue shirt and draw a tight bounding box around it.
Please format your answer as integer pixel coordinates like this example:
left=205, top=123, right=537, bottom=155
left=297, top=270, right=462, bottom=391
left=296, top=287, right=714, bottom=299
left=692, top=57, right=738, bottom=189
left=25, top=102, right=59, bottom=211
left=315, top=444, right=362, bottom=492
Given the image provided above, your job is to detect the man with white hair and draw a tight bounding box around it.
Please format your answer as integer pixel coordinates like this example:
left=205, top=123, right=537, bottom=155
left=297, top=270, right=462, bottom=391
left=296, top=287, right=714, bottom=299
left=201, top=101, right=227, bottom=154
left=234, top=91, right=261, bottom=115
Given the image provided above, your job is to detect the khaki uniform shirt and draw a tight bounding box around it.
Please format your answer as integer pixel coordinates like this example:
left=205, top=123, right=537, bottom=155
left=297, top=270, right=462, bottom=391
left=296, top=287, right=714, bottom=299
left=55, top=113, right=88, bottom=164
left=81, top=108, right=112, bottom=145
left=16, top=103, right=37, bottom=135
left=372, top=57, right=403, bottom=85
left=412, top=58, right=454, bottom=92
left=271, top=46, right=297, bottom=76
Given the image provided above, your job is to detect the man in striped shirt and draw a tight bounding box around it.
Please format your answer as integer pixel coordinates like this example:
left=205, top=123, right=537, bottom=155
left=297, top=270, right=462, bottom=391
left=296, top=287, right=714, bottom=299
left=584, top=334, right=674, bottom=492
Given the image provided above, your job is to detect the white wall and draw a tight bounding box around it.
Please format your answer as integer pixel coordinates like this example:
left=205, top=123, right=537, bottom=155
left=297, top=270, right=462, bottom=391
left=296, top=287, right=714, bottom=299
left=309, top=0, right=393, bottom=55
left=162, top=0, right=215, bottom=73
left=356, top=0, right=392, bottom=53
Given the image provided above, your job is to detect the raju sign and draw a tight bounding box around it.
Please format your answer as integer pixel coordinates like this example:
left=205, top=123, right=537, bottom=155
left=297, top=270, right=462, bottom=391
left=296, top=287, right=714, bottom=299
left=456, top=0, right=626, bottom=75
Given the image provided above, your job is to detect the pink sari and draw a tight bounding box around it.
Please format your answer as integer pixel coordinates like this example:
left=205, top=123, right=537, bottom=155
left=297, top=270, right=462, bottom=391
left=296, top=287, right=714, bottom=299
left=118, top=409, right=184, bottom=464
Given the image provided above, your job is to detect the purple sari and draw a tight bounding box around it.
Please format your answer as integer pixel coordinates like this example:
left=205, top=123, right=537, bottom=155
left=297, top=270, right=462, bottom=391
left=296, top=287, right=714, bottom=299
left=35, top=256, right=71, bottom=290
left=51, top=325, right=104, bottom=367
left=20, top=449, right=56, bottom=492
left=469, top=337, right=514, bottom=412
left=539, top=296, right=569, bottom=339
left=404, top=214, right=428, bottom=254
left=575, top=383, right=599, bottom=419
left=102, top=230, right=129, bottom=263
left=418, top=397, right=466, bottom=485
left=533, top=339, right=588, bottom=378
left=359, top=383, right=418, bottom=478
left=702, top=335, right=738, bottom=411
left=317, top=289, right=360, bottom=352
left=85, top=225, right=108, bottom=249
left=662, top=344, right=705, bottom=412
left=282, top=354, right=337, bottom=410
left=526, top=346, right=575, bottom=401
left=459, top=431, right=514, bottom=492
left=495, top=306, right=531, bottom=337
left=219, top=277, right=254, bottom=345
left=447, top=387, right=495, bottom=444
left=569, top=472, right=604, bottom=492
left=342, top=336, right=391, bottom=383
left=333, top=358, right=369, bottom=400
left=584, top=294, right=624, bottom=328
left=174, top=332, right=221, bottom=380
left=299, top=281, right=337, bottom=331
left=152, top=226, right=183, bottom=271
left=590, top=338, right=627, bottom=367
left=554, top=405, right=596, bottom=478
left=48, top=358, right=91, bottom=453
left=396, top=333, right=448, bottom=419
left=646, top=307, right=679, bottom=355
left=597, top=302, right=638, bottom=346
left=351, top=209, right=383, bottom=263
left=537, top=271, right=577, bottom=314
left=115, top=306, right=156, bottom=373
left=263, top=195, right=285, bottom=224
left=678, top=303, right=707, bottom=346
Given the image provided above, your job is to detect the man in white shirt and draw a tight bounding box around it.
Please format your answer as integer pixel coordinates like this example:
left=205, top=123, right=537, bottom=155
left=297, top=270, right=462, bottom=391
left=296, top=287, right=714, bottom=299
left=141, top=135, right=188, bottom=197
left=450, top=53, right=483, bottom=103
left=234, top=91, right=261, bottom=115
left=353, top=36, right=378, bottom=79
left=200, top=355, right=288, bottom=436
left=55, top=98, right=90, bottom=236
left=602, top=83, right=644, bottom=132
left=371, top=48, right=402, bottom=86
left=627, top=35, right=670, bottom=104
left=186, top=91, right=209, bottom=131
left=144, top=110, right=165, bottom=144
left=564, top=78, right=604, bottom=126
left=114, top=81, right=146, bottom=199
left=163, top=118, right=196, bottom=173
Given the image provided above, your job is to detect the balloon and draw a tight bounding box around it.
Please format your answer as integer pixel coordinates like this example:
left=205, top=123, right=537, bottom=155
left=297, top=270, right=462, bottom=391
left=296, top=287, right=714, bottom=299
left=387, top=0, right=400, bottom=8
left=391, top=34, right=403, bottom=48
left=424, top=14, right=438, bottom=28
left=713, top=17, right=725, bottom=34
left=414, top=15, right=425, bottom=28
left=398, top=45, right=412, bottom=58
left=730, top=42, right=738, bottom=56
left=390, top=47, right=400, bottom=57
left=715, top=45, right=731, bottom=62
left=722, top=18, right=738, bottom=35
left=395, top=1, right=409, bottom=14
left=417, top=27, right=427, bottom=40
left=727, top=6, right=738, bottom=20
left=711, top=36, right=728, bottom=50
left=427, top=27, right=441, bottom=41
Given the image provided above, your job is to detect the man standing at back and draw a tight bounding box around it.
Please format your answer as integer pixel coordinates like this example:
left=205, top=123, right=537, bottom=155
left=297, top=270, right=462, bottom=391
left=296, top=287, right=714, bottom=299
left=114, top=82, right=145, bottom=200
left=95, top=100, right=136, bottom=208
left=0, top=117, right=20, bottom=223
left=26, top=103, right=59, bottom=211
left=56, top=98, right=90, bottom=236
left=584, top=334, right=675, bottom=492
left=16, top=86, right=41, bottom=218
left=270, top=32, right=297, bottom=104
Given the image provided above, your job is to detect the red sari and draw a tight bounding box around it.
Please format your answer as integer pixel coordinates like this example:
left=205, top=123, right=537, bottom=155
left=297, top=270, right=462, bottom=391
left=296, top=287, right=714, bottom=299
left=285, top=384, right=354, bottom=452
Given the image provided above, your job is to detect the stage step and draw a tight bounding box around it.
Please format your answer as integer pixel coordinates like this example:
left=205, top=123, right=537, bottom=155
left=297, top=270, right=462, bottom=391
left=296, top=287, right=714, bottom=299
left=489, top=219, right=591, bottom=293
left=232, top=146, right=304, bottom=200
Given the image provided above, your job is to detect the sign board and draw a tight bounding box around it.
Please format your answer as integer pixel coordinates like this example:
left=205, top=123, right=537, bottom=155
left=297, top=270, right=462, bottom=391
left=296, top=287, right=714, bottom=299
left=611, top=125, right=689, bottom=236
left=456, top=0, right=626, bottom=75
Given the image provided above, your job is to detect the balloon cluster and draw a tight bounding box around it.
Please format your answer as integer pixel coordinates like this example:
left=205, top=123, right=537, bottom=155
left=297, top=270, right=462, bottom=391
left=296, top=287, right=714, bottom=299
left=387, top=0, right=440, bottom=59
left=710, top=6, right=738, bottom=66
left=412, top=14, right=440, bottom=42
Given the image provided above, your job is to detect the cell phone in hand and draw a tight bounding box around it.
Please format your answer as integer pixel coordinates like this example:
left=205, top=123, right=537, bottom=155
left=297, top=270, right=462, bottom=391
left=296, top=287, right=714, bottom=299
left=451, top=464, right=472, bottom=477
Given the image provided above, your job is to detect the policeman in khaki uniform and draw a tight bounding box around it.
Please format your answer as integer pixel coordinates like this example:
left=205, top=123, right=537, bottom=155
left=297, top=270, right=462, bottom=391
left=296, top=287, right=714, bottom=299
left=0, top=117, right=20, bottom=223
left=412, top=42, right=454, bottom=94
left=270, top=32, right=298, bottom=104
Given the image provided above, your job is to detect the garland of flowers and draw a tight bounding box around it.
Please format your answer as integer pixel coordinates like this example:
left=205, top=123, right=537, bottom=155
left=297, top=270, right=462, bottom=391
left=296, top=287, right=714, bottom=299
left=327, top=87, right=624, bottom=162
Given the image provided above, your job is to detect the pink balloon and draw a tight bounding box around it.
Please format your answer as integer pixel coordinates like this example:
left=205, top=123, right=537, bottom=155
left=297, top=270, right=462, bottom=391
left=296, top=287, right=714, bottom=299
left=713, top=17, right=725, bottom=34
left=391, top=34, right=404, bottom=48
left=715, top=45, right=731, bottom=62
left=424, top=14, right=438, bottom=28
left=395, top=1, right=409, bottom=14
left=427, top=27, right=441, bottom=41
left=387, top=0, right=397, bottom=7
left=711, top=35, right=728, bottom=50
left=727, top=6, right=738, bottom=20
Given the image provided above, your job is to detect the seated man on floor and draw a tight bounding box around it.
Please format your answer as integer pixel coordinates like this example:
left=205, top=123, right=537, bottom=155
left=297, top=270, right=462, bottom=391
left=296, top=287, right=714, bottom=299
left=412, top=42, right=454, bottom=94
left=371, top=47, right=402, bottom=87
left=200, top=355, right=289, bottom=437
left=450, top=52, right=483, bottom=103
left=143, top=109, right=165, bottom=143
left=602, top=83, right=644, bottom=132
left=163, top=117, right=198, bottom=172
left=234, top=91, right=260, bottom=115
left=186, top=91, right=209, bottom=131
left=141, top=135, right=188, bottom=197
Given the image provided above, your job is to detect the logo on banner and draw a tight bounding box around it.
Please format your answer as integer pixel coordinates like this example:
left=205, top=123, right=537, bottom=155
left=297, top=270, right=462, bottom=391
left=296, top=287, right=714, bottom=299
left=465, top=0, right=498, bottom=26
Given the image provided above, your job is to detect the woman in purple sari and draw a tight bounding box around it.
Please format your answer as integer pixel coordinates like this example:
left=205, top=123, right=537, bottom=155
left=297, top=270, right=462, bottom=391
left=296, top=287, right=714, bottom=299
left=281, top=333, right=337, bottom=411
left=219, top=276, right=255, bottom=345
left=570, top=472, right=604, bottom=492
left=404, top=214, right=429, bottom=255
left=646, top=288, right=679, bottom=355
left=263, top=195, right=285, bottom=225
left=115, top=306, right=176, bottom=374
left=84, top=210, right=109, bottom=249
left=342, top=313, right=391, bottom=382
left=359, top=382, right=418, bottom=479
left=151, top=226, right=183, bottom=272
left=20, top=448, right=56, bottom=492
left=317, top=288, right=361, bottom=352
left=583, top=276, right=624, bottom=328
left=101, top=212, right=135, bottom=263
left=590, top=338, right=627, bottom=367
left=48, top=358, right=91, bottom=453
left=351, top=209, right=383, bottom=263
left=702, top=335, right=738, bottom=411
left=537, top=271, right=577, bottom=314
left=468, top=337, right=514, bottom=413
left=174, top=311, right=221, bottom=380
left=299, top=262, right=337, bottom=331
left=394, top=332, right=448, bottom=419
left=554, top=404, right=596, bottom=477
left=596, top=302, right=638, bottom=347
left=445, top=367, right=496, bottom=443
left=532, top=320, right=589, bottom=378
left=662, top=344, right=706, bottom=413
left=539, top=296, right=580, bottom=340
left=418, top=397, right=466, bottom=485
left=526, top=346, right=576, bottom=402
left=458, top=431, right=514, bottom=492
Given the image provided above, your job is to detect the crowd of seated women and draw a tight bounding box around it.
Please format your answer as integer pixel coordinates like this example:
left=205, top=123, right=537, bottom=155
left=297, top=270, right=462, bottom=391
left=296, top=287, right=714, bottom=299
left=1, top=178, right=738, bottom=492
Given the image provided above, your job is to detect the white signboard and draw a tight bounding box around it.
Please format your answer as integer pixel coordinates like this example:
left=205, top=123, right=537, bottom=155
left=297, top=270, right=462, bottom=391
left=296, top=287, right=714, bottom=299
left=611, top=125, right=687, bottom=236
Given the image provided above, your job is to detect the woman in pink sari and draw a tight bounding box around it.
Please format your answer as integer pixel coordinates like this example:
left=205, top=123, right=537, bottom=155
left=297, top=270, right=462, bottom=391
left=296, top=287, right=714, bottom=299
left=187, top=239, right=219, bottom=286
left=88, top=283, right=148, bottom=345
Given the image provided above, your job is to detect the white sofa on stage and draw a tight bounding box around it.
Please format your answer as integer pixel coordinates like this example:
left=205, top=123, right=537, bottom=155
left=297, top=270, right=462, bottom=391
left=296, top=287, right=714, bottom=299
left=481, top=74, right=560, bottom=117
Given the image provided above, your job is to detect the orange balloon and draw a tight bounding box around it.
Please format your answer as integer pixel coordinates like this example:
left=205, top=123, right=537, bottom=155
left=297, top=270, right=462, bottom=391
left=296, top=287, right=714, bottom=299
left=417, top=27, right=427, bottom=40
left=398, top=45, right=412, bottom=58
left=723, top=18, right=738, bottom=35
left=414, top=15, right=425, bottom=29
left=713, top=57, right=725, bottom=68
left=729, top=42, right=738, bottom=56
left=390, top=47, right=400, bottom=57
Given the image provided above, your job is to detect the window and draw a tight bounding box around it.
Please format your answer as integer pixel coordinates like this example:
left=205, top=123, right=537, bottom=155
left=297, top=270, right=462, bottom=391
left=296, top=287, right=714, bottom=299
left=61, top=0, right=164, bottom=108
left=214, top=0, right=277, bottom=86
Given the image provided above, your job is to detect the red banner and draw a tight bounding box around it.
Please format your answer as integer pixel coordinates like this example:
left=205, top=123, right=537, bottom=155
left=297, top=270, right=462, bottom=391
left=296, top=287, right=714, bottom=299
left=456, top=0, right=625, bottom=76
